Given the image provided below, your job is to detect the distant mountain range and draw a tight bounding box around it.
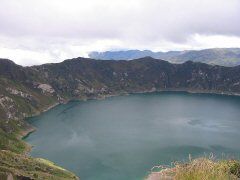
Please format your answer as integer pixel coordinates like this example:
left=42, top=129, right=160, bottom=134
left=89, top=48, right=240, bottom=66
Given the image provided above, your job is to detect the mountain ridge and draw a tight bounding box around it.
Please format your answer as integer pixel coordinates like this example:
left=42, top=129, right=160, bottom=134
left=1, top=56, right=240, bottom=123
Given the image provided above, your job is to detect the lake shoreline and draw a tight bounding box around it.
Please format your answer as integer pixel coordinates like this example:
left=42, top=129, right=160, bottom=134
left=21, top=89, right=240, bottom=140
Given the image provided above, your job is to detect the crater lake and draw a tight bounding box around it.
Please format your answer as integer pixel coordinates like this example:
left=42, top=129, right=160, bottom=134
left=25, top=92, right=240, bottom=180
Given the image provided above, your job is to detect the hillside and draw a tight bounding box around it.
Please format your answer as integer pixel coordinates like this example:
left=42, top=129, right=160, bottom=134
left=1, top=56, right=240, bottom=131
left=0, top=150, right=78, bottom=180
left=89, top=48, right=240, bottom=66
left=0, top=57, right=240, bottom=179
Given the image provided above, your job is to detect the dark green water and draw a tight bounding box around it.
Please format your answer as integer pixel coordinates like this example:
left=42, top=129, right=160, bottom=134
left=25, top=92, right=240, bottom=180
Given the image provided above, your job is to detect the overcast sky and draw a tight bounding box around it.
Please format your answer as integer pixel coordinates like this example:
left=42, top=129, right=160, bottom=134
left=0, top=0, right=240, bottom=65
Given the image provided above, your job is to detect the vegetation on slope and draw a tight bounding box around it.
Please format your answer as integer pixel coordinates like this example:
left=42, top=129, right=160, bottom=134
left=0, top=59, right=79, bottom=179
left=0, top=128, right=27, bottom=154
left=147, top=158, right=240, bottom=180
left=0, top=126, right=79, bottom=180
left=0, top=150, right=79, bottom=180
left=0, top=117, right=34, bottom=154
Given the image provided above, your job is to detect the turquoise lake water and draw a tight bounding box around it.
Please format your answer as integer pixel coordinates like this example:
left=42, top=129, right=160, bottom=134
left=25, top=92, right=240, bottom=180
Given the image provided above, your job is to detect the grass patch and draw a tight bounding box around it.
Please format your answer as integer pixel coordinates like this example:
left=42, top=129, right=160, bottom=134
left=148, top=157, right=240, bottom=180
left=0, top=126, right=27, bottom=154
left=0, top=116, right=36, bottom=153
left=175, top=158, right=240, bottom=180
left=0, top=150, right=79, bottom=180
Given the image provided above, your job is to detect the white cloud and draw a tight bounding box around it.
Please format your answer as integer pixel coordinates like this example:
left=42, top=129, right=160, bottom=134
left=0, top=0, right=240, bottom=65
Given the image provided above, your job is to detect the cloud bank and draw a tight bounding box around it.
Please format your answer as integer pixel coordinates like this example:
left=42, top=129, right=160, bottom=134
left=0, top=0, right=240, bottom=65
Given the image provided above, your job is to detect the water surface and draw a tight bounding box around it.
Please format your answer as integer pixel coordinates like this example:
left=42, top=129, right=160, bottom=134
left=25, top=92, right=240, bottom=180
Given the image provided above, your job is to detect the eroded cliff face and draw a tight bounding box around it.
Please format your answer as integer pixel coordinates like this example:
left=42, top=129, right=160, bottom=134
left=0, top=57, right=240, bottom=127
